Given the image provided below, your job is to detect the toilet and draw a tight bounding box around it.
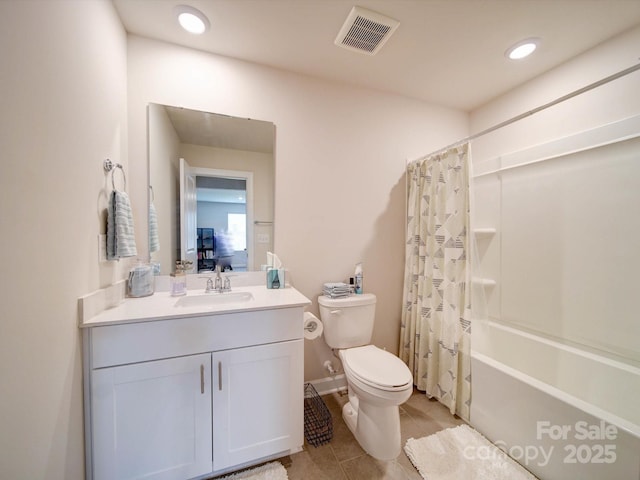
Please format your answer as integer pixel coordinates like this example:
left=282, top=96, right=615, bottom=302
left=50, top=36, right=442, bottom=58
left=318, top=293, right=413, bottom=460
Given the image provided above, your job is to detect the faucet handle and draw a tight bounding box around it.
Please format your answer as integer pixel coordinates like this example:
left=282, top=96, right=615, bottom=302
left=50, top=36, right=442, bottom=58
left=199, top=276, right=215, bottom=293
left=224, top=276, right=231, bottom=291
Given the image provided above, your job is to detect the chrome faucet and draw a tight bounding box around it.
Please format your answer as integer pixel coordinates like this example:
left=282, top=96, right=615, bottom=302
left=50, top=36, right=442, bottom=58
left=204, top=265, right=231, bottom=293
left=215, top=265, right=223, bottom=291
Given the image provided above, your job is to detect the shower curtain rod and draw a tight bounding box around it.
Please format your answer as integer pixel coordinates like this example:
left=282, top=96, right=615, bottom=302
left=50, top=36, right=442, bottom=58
left=414, top=62, right=640, bottom=162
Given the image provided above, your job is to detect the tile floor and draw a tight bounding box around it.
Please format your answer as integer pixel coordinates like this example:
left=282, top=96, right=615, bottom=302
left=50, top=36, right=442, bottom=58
left=282, top=388, right=465, bottom=480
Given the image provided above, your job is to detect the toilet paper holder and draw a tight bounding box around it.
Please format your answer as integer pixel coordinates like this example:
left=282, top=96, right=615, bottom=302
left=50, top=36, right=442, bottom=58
left=303, top=312, right=323, bottom=340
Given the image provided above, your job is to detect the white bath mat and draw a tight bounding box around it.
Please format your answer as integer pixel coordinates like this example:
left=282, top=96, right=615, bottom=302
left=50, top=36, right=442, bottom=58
left=216, top=461, right=288, bottom=480
left=404, top=425, right=537, bottom=480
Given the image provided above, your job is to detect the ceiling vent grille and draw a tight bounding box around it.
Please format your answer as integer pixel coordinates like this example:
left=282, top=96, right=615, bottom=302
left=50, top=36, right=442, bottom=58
left=334, top=6, right=399, bottom=56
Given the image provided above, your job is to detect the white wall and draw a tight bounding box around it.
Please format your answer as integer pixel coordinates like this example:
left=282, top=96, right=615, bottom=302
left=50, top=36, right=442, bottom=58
left=198, top=202, right=246, bottom=230
left=0, top=1, right=128, bottom=479
left=127, top=36, right=469, bottom=381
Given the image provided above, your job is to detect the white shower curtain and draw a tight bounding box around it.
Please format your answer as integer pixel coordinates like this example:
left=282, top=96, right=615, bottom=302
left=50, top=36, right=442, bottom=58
left=399, top=143, right=472, bottom=420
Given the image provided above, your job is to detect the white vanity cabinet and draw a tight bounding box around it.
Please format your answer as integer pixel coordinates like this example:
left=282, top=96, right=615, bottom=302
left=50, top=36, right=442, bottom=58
left=82, top=304, right=305, bottom=480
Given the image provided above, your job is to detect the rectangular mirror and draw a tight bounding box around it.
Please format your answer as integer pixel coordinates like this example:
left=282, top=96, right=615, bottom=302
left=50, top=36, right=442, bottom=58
left=148, top=103, right=275, bottom=275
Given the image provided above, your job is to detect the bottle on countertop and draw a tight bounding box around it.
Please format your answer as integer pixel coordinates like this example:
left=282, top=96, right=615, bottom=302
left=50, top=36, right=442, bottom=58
left=170, top=260, right=187, bottom=296
left=354, top=262, right=363, bottom=294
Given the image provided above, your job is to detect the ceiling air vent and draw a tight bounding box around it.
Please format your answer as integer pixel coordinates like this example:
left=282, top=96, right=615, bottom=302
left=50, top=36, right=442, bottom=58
left=334, top=6, right=399, bottom=56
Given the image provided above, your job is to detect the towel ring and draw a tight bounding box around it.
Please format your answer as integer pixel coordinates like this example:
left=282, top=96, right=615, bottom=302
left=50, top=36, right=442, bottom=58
left=112, top=166, right=126, bottom=191
left=103, top=159, right=127, bottom=191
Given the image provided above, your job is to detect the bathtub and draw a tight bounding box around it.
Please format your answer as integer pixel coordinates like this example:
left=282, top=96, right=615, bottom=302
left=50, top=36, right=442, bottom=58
left=470, top=321, right=640, bottom=480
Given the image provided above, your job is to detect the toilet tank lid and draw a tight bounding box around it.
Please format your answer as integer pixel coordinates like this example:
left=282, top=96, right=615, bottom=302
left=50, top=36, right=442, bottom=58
left=318, top=293, right=376, bottom=307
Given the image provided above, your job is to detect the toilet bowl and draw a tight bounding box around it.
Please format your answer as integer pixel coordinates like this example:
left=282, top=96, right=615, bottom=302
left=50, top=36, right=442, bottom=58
left=339, top=345, right=412, bottom=460
left=317, top=294, right=413, bottom=460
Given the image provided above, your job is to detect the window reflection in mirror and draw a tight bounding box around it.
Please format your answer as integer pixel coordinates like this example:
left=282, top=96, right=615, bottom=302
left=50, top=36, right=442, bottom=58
left=147, top=103, right=275, bottom=275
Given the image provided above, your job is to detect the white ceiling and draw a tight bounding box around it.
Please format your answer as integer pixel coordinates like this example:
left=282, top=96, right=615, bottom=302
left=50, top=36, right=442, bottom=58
left=114, top=0, right=640, bottom=111
left=164, top=104, right=275, bottom=152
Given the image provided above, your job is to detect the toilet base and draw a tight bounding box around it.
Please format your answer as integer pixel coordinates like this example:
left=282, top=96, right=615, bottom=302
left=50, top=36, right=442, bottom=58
left=342, top=398, right=402, bottom=460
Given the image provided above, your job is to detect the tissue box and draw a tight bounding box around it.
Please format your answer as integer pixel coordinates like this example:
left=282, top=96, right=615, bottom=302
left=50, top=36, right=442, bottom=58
left=266, top=268, right=285, bottom=289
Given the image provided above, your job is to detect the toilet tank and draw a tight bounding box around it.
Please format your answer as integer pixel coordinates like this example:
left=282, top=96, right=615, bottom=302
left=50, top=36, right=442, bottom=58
left=318, top=293, right=376, bottom=349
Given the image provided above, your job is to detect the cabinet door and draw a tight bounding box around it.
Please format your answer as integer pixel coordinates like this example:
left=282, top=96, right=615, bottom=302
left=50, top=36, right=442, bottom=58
left=212, top=340, right=303, bottom=471
left=91, top=354, right=212, bottom=480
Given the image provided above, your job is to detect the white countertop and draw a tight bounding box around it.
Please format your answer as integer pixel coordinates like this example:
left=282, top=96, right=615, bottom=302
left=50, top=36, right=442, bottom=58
left=81, top=285, right=311, bottom=328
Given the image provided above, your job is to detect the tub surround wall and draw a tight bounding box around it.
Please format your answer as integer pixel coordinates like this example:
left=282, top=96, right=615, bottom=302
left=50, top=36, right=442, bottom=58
left=473, top=118, right=640, bottom=363
left=470, top=22, right=640, bottom=381
left=469, top=24, right=640, bottom=480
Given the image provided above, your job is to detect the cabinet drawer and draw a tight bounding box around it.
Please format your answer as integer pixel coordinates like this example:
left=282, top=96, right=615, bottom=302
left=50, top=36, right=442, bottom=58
left=89, top=307, right=303, bottom=368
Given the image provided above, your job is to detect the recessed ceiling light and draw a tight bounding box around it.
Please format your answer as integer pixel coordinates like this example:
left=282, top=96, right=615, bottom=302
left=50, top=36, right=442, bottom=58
left=174, top=5, right=210, bottom=35
left=506, top=38, right=540, bottom=60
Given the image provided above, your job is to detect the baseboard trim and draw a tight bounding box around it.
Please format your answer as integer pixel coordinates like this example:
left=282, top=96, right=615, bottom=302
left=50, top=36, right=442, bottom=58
left=308, top=374, right=348, bottom=396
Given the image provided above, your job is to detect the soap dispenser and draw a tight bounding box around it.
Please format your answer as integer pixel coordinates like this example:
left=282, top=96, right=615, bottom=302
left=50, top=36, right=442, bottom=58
left=170, top=261, right=187, bottom=296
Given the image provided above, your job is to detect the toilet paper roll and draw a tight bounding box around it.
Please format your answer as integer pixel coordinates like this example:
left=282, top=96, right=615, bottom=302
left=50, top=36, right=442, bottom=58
left=303, top=312, right=323, bottom=340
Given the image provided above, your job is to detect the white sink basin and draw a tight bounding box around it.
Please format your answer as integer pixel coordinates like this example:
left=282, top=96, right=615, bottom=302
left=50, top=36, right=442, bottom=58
left=174, top=291, right=254, bottom=308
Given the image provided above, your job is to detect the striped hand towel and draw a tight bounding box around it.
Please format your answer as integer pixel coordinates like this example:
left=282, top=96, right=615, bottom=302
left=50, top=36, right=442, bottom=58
left=149, top=201, right=160, bottom=253
left=107, top=190, right=137, bottom=260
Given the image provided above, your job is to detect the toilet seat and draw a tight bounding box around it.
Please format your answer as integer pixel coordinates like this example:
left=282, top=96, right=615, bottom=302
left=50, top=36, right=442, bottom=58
left=342, top=345, right=412, bottom=392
